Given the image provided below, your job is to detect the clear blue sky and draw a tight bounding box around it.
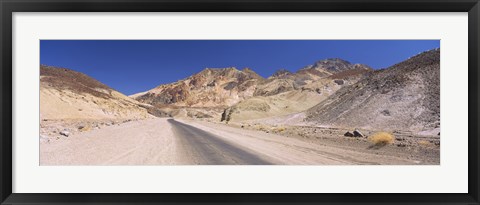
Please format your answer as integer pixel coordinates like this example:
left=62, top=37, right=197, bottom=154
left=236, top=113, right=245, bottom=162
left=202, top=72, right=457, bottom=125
left=40, top=40, right=439, bottom=95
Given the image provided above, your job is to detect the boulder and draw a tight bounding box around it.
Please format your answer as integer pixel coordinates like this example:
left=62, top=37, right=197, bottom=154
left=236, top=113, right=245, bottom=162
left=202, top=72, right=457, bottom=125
left=353, top=129, right=364, bottom=137
left=344, top=131, right=354, bottom=137
left=334, top=79, right=344, bottom=85
left=40, top=135, right=50, bottom=143
left=59, top=130, right=70, bottom=137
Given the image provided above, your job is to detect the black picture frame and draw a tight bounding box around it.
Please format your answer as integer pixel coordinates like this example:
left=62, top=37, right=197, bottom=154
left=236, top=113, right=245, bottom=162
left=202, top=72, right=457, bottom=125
left=1, top=0, right=479, bottom=204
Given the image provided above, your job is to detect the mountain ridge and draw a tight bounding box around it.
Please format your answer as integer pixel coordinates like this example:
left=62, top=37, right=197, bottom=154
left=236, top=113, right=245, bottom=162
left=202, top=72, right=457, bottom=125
left=131, top=57, right=372, bottom=110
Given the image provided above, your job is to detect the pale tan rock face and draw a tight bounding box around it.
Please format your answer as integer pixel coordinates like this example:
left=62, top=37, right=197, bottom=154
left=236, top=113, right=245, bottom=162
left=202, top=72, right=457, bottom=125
left=40, top=65, right=152, bottom=121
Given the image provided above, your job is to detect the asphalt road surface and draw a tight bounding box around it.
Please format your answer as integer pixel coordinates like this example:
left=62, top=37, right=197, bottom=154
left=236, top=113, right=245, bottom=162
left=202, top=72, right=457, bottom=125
left=168, top=119, right=273, bottom=165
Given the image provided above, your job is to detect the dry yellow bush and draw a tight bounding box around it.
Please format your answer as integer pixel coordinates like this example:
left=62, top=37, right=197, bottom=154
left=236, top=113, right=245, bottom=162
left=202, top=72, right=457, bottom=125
left=418, top=140, right=432, bottom=146
left=369, top=132, right=395, bottom=145
left=78, top=124, right=91, bottom=132
left=273, top=127, right=286, bottom=132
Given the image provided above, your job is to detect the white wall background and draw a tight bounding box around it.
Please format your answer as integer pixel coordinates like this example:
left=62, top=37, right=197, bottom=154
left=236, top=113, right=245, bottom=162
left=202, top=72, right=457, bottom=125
left=12, top=12, right=468, bottom=193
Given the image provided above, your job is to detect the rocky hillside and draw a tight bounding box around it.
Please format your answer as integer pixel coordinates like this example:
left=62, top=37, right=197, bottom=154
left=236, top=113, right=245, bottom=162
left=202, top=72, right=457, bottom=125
left=221, top=59, right=373, bottom=122
left=133, top=67, right=264, bottom=108
left=305, top=49, right=440, bottom=133
left=132, top=58, right=373, bottom=114
left=40, top=65, right=153, bottom=120
left=252, top=59, right=371, bottom=96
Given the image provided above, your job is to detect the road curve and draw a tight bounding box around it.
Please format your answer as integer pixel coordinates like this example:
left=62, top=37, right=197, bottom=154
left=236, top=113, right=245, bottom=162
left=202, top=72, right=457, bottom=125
left=168, top=119, right=273, bottom=165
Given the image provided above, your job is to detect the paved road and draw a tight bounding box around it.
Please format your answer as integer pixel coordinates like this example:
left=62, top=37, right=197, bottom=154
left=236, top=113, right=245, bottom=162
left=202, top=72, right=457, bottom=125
left=168, top=119, right=273, bottom=165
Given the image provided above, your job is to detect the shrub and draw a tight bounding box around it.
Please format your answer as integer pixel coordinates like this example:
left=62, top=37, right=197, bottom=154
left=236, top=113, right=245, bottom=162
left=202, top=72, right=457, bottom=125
left=273, top=127, right=286, bottom=133
left=79, top=125, right=91, bottom=132
left=369, top=132, right=395, bottom=145
left=418, top=140, right=432, bottom=146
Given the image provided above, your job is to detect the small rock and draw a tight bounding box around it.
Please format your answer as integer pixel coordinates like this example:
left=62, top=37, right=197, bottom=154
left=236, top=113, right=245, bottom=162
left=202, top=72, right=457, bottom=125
left=59, top=130, right=70, bottom=137
left=434, top=141, right=440, bottom=146
left=344, top=131, right=354, bottom=137
left=334, top=79, right=344, bottom=85
left=40, top=135, right=50, bottom=143
left=381, top=110, right=391, bottom=116
left=397, top=143, right=406, bottom=147
left=353, top=129, right=364, bottom=138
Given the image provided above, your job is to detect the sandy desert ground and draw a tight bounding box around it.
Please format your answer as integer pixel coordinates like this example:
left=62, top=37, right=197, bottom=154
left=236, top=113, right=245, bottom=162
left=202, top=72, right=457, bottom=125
left=40, top=118, right=439, bottom=165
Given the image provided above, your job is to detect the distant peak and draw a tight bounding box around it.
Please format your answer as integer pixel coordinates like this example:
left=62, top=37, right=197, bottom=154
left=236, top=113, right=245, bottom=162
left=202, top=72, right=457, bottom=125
left=223, top=67, right=238, bottom=71
left=317, top=58, right=352, bottom=65
left=198, top=67, right=236, bottom=75
left=353, top=64, right=374, bottom=71
left=242, top=67, right=253, bottom=72
left=202, top=67, right=238, bottom=71
left=297, top=57, right=374, bottom=75
left=271, top=68, right=292, bottom=78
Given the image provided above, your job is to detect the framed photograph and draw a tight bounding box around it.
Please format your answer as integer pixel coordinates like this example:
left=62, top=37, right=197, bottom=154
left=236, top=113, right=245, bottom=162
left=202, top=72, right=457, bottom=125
left=1, top=0, right=479, bottom=204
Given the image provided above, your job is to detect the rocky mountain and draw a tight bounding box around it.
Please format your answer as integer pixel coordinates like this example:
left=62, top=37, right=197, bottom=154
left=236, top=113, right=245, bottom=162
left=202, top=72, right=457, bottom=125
left=133, top=67, right=264, bottom=108
left=40, top=65, right=153, bottom=120
left=269, top=69, right=292, bottom=79
left=297, top=58, right=372, bottom=79
left=220, top=59, right=373, bottom=122
left=305, top=48, right=440, bottom=133
left=132, top=58, right=374, bottom=110
left=252, top=59, right=372, bottom=96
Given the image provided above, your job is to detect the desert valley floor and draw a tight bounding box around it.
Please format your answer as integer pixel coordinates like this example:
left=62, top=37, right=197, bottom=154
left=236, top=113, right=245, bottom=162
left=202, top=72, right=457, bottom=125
left=40, top=118, right=440, bottom=165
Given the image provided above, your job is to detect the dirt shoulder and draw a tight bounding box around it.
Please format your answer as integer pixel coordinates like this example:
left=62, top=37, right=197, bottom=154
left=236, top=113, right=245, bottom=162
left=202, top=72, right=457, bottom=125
left=40, top=118, right=178, bottom=165
left=183, top=119, right=439, bottom=165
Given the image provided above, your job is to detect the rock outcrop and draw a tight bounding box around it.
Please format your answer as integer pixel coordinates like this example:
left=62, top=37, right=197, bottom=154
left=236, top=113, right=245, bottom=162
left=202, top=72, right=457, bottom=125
left=132, top=67, right=264, bottom=108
